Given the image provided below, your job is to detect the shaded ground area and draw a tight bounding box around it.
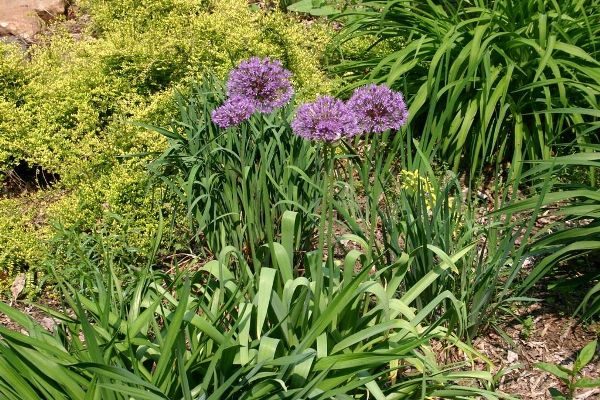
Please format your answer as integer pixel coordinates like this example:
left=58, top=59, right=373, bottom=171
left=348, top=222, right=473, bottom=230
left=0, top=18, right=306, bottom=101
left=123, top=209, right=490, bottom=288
left=475, top=304, right=599, bottom=399
left=1, top=160, right=60, bottom=198
left=470, top=257, right=600, bottom=399
left=0, top=297, right=61, bottom=332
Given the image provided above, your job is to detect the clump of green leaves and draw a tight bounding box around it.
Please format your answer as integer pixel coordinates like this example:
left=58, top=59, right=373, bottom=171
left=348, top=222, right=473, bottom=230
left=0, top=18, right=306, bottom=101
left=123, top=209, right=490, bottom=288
left=535, top=340, right=599, bottom=399
left=520, top=316, right=535, bottom=340
left=335, top=130, right=543, bottom=340
left=149, top=78, right=323, bottom=261
left=505, top=146, right=600, bottom=320
left=333, top=0, right=600, bottom=176
left=0, top=211, right=502, bottom=399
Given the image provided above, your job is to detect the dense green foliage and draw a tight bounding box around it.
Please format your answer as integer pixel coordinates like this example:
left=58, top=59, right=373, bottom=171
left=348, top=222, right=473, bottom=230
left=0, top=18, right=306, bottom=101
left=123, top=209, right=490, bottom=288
left=508, top=146, right=600, bottom=320
left=150, top=78, right=541, bottom=341
left=149, top=79, right=323, bottom=260
left=0, top=213, right=502, bottom=399
left=333, top=0, right=600, bottom=174
left=0, top=0, right=598, bottom=397
left=331, top=131, right=544, bottom=339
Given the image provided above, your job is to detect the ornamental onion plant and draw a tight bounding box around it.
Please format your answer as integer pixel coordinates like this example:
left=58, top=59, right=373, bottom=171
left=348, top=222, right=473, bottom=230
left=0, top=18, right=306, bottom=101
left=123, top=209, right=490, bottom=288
left=291, top=95, right=360, bottom=314
left=149, top=60, right=321, bottom=265
left=0, top=212, right=502, bottom=399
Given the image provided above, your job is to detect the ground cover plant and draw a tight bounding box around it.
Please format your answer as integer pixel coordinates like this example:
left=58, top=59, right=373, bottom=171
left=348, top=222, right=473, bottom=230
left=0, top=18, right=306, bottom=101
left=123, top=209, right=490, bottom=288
left=0, top=0, right=333, bottom=292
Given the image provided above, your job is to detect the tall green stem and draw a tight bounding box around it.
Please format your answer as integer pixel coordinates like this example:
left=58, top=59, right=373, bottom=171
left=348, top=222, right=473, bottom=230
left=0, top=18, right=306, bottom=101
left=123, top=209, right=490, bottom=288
left=313, top=143, right=334, bottom=318
left=326, top=145, right=335, bottom=294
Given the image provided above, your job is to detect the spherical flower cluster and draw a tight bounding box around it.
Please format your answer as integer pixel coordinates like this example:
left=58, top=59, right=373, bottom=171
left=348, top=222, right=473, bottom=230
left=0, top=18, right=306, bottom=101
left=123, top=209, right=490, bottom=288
left=291, top=84, right=408, bottom=142
left=346, top=84, right=408, bottom=134
left=211, top=57, right=294, bottom=128
left=212, top=59, right=408, bottom=137
left=227, top=57, right=294, bottom=113
left=291, top=96, right=359, bottom=142
left=211, top=96, right=256, bottom=129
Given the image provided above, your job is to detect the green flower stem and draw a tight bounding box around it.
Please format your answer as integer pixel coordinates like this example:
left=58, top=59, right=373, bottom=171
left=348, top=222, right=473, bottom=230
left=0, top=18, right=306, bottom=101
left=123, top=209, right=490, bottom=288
left=367, top=133, right=381, bottom=260
left=326, top=144, right=336, bottom=294
left=313, top=142, right=335, bottom=318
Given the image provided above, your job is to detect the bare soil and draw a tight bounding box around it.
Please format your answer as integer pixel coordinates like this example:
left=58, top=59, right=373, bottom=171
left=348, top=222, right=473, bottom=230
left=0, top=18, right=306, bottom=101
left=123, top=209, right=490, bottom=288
left=0, top=297, right=62, bottom=333
left=475, top=304, right=599, bottom=399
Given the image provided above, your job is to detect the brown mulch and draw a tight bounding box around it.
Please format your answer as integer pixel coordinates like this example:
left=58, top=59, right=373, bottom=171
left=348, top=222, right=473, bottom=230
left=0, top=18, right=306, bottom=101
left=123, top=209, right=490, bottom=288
left=473, top=302, right=599, bottom=400
left=0, top=297, right=62, bottom=333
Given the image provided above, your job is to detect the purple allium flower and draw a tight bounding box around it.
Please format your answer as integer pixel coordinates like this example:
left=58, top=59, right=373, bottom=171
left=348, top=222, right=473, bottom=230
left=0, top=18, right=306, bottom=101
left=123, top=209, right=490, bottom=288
left=211, top=96, right=256, bottom=128
left=226, top=57, right=294, bottom=113
left=291, top=96, right=360, bottom=142
left=346, top=84, right=408, bottom=133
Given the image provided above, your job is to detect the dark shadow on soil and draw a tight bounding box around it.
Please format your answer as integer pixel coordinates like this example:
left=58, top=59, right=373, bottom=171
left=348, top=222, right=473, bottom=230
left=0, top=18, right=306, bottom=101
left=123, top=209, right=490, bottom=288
left=472, top=253, right=600, bottom=399
left=1, top=160, right=60, bottom=198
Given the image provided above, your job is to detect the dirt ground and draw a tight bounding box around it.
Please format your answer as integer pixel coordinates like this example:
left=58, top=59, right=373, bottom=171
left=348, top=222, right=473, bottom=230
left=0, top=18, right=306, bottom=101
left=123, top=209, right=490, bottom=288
left=474, top=303, right=599, bottom=399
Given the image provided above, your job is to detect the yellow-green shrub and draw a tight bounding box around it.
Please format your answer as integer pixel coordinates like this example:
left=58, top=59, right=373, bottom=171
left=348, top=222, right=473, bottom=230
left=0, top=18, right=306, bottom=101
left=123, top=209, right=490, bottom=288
left=0, top=192, right=54, bottom=292
left=0, top=0, right=335, bottom=289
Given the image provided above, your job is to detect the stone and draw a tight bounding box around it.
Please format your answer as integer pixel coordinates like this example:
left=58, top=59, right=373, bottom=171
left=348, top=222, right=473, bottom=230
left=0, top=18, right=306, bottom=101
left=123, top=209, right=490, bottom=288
left=507, top=350, right=519, bottom=364
left=0, top=0, right=67, bottom=42
left=10, top=273, right=25, bottom=304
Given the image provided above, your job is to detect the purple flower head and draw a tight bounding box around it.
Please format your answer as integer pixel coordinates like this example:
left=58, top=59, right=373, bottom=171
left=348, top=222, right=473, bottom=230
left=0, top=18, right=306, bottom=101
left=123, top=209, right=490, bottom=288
left=291, top=96, right=360, bottom=142
left=211, top=96, right=256, bottom=128
left=227, top=57, right=294, bottom=113
left=346, top=84, right=408, bottom=134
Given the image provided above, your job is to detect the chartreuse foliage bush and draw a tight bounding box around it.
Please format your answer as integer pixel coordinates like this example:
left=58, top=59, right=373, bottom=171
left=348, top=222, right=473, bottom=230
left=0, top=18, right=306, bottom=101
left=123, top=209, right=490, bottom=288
left=0, top=193, right=53, bottom=293
left=333, top=0, right=600, bottom=175
left=0, top=212, right=503, bottom=399
left=0, top=0, right=334, bottom=289
left=0, top=44, right=29, bottom=169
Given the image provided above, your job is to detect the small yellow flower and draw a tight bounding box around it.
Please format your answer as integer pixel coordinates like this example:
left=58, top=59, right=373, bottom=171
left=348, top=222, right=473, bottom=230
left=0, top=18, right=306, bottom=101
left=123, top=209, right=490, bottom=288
left=399, top=170, right=436, bottom=210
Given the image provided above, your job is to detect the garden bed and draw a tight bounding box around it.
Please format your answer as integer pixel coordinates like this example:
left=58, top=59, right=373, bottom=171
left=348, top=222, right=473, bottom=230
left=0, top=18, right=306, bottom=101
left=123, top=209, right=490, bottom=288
left=0, top=0, right=598, bottom=398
